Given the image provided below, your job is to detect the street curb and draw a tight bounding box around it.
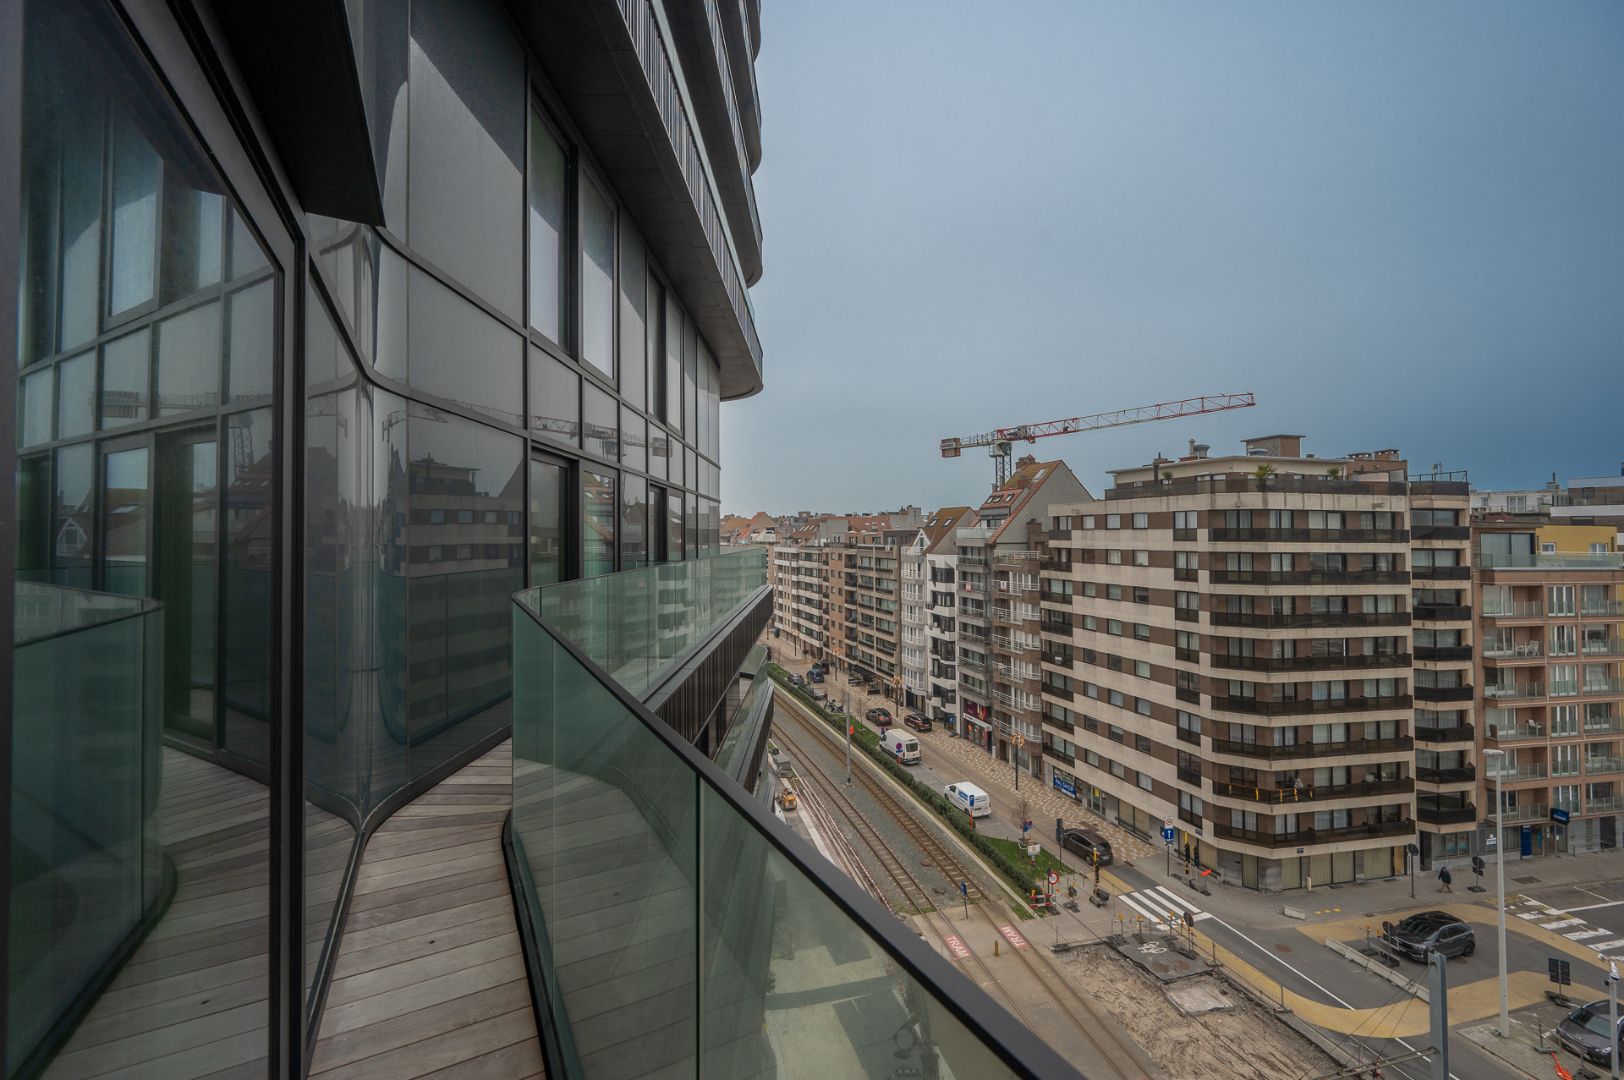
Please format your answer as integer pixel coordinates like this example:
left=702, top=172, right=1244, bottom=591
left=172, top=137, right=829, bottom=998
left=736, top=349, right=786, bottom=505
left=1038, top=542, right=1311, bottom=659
left=1324, top=938, right=1429, bottom=1002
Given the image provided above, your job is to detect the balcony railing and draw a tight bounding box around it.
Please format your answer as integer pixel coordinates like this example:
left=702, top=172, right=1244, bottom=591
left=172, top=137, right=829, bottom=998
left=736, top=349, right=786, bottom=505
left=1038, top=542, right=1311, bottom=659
left=511, top=550, right=1071, bottom=1079
left=1209, top=611, right=1412, bottom=629
left=1109, top=475, right=1409, bottom=499
left=1585, top=756, right=1624, bottom=774
left=1417, top=804, right=1478, bottom=825
left=1414, top=645, right=1472, bottom=662
left=1483, top=601, right=1543, bottom=618
left=1208, top=569, right=1410, bottom=586
left=1208, top=528, right=1409, bottom=544
left=1210, top=694, right=1411, bottom=717
left=1584, top=715, right=1624, bottom=736
left=1485, top=683, right=1544, bottom=701
left=1488, top=763, right=1548, bottom=782
left=1212, top=652, right=1412, bottom=673
left=1209, top=778, right=1413, bottom=804
left=1414, top=604, right=1473, bottom=622
left=1415, top=724, right=1475, bottom=743
left=1584, top=678, right=1624, bottom=696
left=1412, top=565, right=1472, bottom=581
left=1501, top=803, right=1549, bottom=823
left=1583, top=638, right=1624, bottom=657
left=1487, top=722, right=1546, bottom=742
left=1588, top=795, right=1624, bottom=813
left=1213, top=818, right=1414, bottom=849
left=1415, top=684, right=1474, bottom=703
left=1416, top=766, right=1476, bottom=784
left=1479, top=552, right=1624, bottom=570
left=1482, top=641, right=1542, bottom=660
left=1583, top=601, right=1624, bottom=617
left=1209, top=736, right=1413, bottom=760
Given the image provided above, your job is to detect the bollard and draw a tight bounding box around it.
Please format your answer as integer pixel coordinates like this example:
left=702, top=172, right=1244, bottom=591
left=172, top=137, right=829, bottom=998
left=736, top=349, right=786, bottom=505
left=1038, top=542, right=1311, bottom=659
left=994, top=939, right=1001, bottom=958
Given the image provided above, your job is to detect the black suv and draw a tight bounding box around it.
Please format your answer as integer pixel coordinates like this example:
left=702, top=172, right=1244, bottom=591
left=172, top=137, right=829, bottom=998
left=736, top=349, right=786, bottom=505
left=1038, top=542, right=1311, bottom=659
left=1383, top=911, right=1474, bottom=961
left=1558, top=999, right=1623, bottom=1068
left=1061, top=828, right=1113, bottom=866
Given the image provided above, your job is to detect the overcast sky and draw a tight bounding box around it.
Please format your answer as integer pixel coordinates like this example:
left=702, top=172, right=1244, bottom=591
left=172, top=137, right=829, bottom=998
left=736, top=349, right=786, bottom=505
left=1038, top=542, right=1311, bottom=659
left=720, top=2, right=1624, bottom=516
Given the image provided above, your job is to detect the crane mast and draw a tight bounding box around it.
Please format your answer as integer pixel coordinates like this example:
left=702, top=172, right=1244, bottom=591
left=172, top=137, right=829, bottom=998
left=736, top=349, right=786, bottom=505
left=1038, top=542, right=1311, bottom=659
left=941, top=392, right=1257, bottom=487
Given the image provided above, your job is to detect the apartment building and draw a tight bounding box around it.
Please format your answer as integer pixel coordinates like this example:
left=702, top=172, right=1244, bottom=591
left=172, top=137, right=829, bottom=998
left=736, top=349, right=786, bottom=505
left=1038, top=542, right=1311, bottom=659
left=836, top=529, right=910, bottom=699
left=1477, top=519, right=1624, bottom=855
left=955, top=458, right=1090, bottom=765
left=926, top=508, right=978, bottom=726
left=901, top=507, right=975, bottom=715
left=1040, top=436, right=1475, bottom=891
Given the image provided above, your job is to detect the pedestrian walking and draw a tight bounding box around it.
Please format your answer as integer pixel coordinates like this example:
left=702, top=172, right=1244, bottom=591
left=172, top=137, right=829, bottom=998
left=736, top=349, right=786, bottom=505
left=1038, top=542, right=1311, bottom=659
left=1437, top=866, right=1453, bottom=893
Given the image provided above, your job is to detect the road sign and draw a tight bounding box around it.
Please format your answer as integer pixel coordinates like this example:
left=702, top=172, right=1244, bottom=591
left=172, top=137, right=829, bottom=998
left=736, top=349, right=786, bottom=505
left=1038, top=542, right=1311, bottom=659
left=1405, top=842, right=1420, bottom=856
left=1551, top=807, right=1571, bottom=825
left=1161, top=826, right=1176, bottom=844
left=1048, top=869, right=1060, bottom=887
left=959, top=881, right=968, bottom=897
left=1164, top=817, right=1174, bottom=831
left=1549, top=957, right=1572, bottom=986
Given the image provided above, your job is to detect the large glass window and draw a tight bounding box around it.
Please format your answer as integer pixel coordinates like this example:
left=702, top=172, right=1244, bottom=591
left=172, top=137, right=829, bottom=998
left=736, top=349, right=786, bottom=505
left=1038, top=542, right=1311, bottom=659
left=528, top=345, right=580, bottom=447
left=619, top=225, right=647, bottom=409
left=580, top=172, right=616, bottom=377
left=527, top=107, right=568, bottom=344
left=583, top=468, right=618, bottom=577
left=530, top=457, right=568, bottom=586
left=622, top=474, right=649, bottom=570
left=407, top=266, right=524, bottom=425
left=583, top=380, right=618, bottom=461
left=407, top=0, right=524, bottom=318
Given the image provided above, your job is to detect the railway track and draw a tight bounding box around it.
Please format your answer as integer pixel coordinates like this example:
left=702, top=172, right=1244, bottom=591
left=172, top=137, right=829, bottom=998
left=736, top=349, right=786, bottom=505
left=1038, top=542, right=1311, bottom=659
left=773, top=691, right=1155, bottom=1080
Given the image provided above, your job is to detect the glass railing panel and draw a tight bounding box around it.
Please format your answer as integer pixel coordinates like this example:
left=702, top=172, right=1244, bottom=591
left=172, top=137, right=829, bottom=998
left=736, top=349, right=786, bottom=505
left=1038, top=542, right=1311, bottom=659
left=9, top=585, right=162, bottom=1074
left=511, top=612, right=700, bottom=1076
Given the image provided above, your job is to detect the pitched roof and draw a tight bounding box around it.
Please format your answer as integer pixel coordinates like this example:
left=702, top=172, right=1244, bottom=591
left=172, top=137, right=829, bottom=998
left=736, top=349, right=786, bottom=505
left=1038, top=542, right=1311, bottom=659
left=978, top=460, right=1068, bottom=544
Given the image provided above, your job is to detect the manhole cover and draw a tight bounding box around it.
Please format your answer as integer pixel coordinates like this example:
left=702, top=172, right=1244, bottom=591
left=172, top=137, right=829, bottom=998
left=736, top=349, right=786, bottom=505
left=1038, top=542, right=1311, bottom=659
left=1514, top=876, right=1541, bottom=885
left=1274, top=943, right=1293, bottom=953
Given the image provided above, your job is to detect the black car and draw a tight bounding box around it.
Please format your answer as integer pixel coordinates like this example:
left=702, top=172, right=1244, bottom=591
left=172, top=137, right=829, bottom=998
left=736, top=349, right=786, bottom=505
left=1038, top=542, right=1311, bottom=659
left=1557, top=999, right=1623, bottom=1067
left=1382, top=911, right=1475, bottom=962
left=866, top=708, right=892, bottom=727
left=1061, top=828, right=1113, bottom=866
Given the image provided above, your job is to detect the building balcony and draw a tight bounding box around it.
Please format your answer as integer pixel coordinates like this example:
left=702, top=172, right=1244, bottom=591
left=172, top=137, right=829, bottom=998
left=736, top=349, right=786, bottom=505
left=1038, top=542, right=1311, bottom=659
left=1208, top=528, right=1410, bottom=544
left=1209, top=778, right=1414, bottom=804
left=1584, top=678, right=1624, bottom=696
left=1417, top=804, right=1478, bottom=825
left=1415, top=723, right=1475, bottom=743
left=1585, top=755, right=1624, bottom=775
left=1111, top=475, right=1409, bottom=500
left=1208, top=736, right=1414, bottom=761
left=1177, top=766, right=1202, bottom=786
left=1486, top=722, right=1546, bottom=743
left=993, top=550, right=1040, bottom=571
left=1583, top=638, right=1624, bottom=658
left=1212, top=818, right=1415, bottom=849
left=1410, top=525, right=1471, bottom=541
left=1588, top=795, right=1624, bottom=814
left=1484, top=682, right=1544, bottom=702
left=1416, top=766, right=1476, bottom=784
left=1483, top=602, right=1545, bottom=619
left=1209, top=611, right=1412, bottom=630
left=1500, top=802, right=1549, bottom=823
left=1488, top=763, right=1548, bottom=782
left=1414, top=603, right=1472, bottom=622
left=1479, top=552, right=1624, bottom=571
left=1583, top=601, right=1624, bottom=617
left=991, top=605, right=1041, bottom=630
left=1415, top=684, right=1474, bottom=703
left=1208, top=569, right=1410, bottom=586
left=1211, top=652, right=1412, bottom=673
left=993, top=663, right=1042, bottom=691
left=1412, top=565, right=1472, bottom=581
left=1584, top=715, right=1624, bottom=736
left=1210, top=694, right=1411, bottom=717
left=511, top=550, right=1069, bottom=1078
left=1482, top=641, right=1542, bottom=661
left=1043, top=744, right=1076, bottom=767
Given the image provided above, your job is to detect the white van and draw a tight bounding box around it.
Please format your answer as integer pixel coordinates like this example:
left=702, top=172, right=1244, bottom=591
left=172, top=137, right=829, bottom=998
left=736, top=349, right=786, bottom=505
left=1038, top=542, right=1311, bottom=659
left=886, top=733, right=921, bottom=765
left=945, top=781, right=991, bottom=818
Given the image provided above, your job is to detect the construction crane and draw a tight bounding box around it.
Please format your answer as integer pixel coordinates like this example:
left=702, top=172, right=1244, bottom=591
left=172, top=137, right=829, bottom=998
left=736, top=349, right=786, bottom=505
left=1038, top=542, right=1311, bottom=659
left=940, top=392, right=1257, bottom=488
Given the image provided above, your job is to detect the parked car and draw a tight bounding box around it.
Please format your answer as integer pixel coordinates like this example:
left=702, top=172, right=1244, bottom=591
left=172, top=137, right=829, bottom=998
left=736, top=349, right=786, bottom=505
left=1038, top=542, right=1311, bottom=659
left=1557, top=999, right=1624, bottom=1068
left=944, top=782, right=992, bottom=818
left=866, top=708, right=893, bottom=728
left=787, top=673, right=805, bottom=688
left=1061, top=828, right=1113, bottom=866
left=903, top=713, right=932, bottom=733
left=847, top=674, right=866, bottom=686
left=807, top=669, right=824, bottom=684
left=810, top=661, right=829, bottom=675
left=1382, top=911, right=1475, bottom=961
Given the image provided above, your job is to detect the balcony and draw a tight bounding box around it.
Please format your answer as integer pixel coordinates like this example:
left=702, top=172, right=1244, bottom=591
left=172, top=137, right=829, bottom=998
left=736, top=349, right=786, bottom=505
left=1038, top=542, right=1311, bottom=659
left=1586, top=755, right=1624, bottom=774
left=511, top=551, right=1068, bottom=1078
left=1484, top=682, right=1544, bottom=702
left=1210, top=694, right=1411, bottom=717
left=1177, top=766, right=1202, bottom=786
left=1043, top=743, right=1076, bottom=766
left=1112, top=475, right=1408, bottom=500
left=1208, top=528, right=1409, bottom=544
left=1487, top=722, right=1546, bottom=743
left=1501, top=803, right=1550, bottom=823
left=1588, top=795, right=1624, bottom=814
left=1414, top=645, right=1473, bottom=662
left=1415, top=724, right=1475, bottom=743
left=1415, top=684, right=1474, bottom=703
left=1584, top=715, right=1624, bottom=736
left=1208, top=736, right=1414, bottom=761
left=993, top=663, right=1042, bottom=691
left=1209, top=778, right=1413, bottom=804
left=1212, top=652, right=1412, bottom=673
left=1583, top=601, right=1624, bottom=617
left=1416, top=766, right=1476, bottom=784
left=1417, top=804, right=1478, bottom=825
left=1479, top=552, right=1624, bottom=570
left=1410, top=525, right=1471, bottom=541
left=1208, top=569, right=1410, bottom=586
left=1209, top=610, right=1411, bottom=630
left=1412, top=564, right=1472, bottom=581
left=1584, top=677, right=1624, bottom=696
left=993, top=550, right=1040, bottom=571
left=991, top=604, right=1040, bottom=630
left=1213, top=818, right=1414, bottom=849
left=1414, top=603, right=1472, bottom=622
left=1583, top=638, right=1624, bottom=657
left=1482, top=640, right=1542, bottom=661
left=1488, top=763, right=1549, bottom=782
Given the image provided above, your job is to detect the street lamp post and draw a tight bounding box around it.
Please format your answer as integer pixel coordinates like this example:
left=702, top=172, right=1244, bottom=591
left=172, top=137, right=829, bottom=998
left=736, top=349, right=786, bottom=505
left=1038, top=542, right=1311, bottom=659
left=1485, top=747, right=1509, bottom=1038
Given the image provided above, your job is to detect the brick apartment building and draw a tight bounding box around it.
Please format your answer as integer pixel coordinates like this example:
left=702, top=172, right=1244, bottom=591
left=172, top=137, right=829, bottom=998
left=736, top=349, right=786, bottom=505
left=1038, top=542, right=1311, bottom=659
left=1037, top=436, right=1475, bottom=891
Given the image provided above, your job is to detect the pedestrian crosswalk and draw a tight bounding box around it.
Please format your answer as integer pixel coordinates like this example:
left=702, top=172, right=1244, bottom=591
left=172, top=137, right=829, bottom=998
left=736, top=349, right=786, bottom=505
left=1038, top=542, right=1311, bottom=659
left=1117, top=884, right=1214, bottom=929
left=1507, top=894, right=1624, bottom=955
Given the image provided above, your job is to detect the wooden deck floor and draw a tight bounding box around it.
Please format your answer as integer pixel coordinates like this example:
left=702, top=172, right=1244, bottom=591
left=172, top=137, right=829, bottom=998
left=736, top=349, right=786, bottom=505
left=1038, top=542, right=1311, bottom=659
left=310, top=741, right=544, bottom=1079
left=45, top=748, right=275, bottom=1079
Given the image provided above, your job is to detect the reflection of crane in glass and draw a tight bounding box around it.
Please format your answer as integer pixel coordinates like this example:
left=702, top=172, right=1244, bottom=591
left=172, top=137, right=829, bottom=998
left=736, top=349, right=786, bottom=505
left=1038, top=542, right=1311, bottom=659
left=940, top=392, right=1257, bottom=488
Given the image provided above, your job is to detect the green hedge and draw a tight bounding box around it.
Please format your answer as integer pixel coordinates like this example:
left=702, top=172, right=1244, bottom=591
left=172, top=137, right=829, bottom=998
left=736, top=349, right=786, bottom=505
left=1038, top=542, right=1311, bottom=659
left=766, top=664, right=1041, bottom=902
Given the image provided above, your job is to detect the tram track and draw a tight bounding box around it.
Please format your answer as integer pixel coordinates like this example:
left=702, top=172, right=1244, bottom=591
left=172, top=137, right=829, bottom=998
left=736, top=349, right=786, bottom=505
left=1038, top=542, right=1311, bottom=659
left=773, top=692, right=1156, bottom=1079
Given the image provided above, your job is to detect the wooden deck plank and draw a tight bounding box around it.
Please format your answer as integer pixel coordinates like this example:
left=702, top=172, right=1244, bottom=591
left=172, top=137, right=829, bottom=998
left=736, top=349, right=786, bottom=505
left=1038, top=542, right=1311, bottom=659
left=311, top=742, right=543, bottom=1077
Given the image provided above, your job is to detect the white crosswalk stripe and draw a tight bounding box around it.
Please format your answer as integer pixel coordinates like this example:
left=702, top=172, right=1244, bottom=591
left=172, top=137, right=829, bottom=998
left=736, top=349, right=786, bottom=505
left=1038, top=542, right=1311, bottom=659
left=1591, top=939, right=1624, bottom=953
left=1566, top=928, right=1611, bottom=941
left=1542, top=918, right=1584, bottom=930
left=1118, top=885, right=1213, bottom=927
